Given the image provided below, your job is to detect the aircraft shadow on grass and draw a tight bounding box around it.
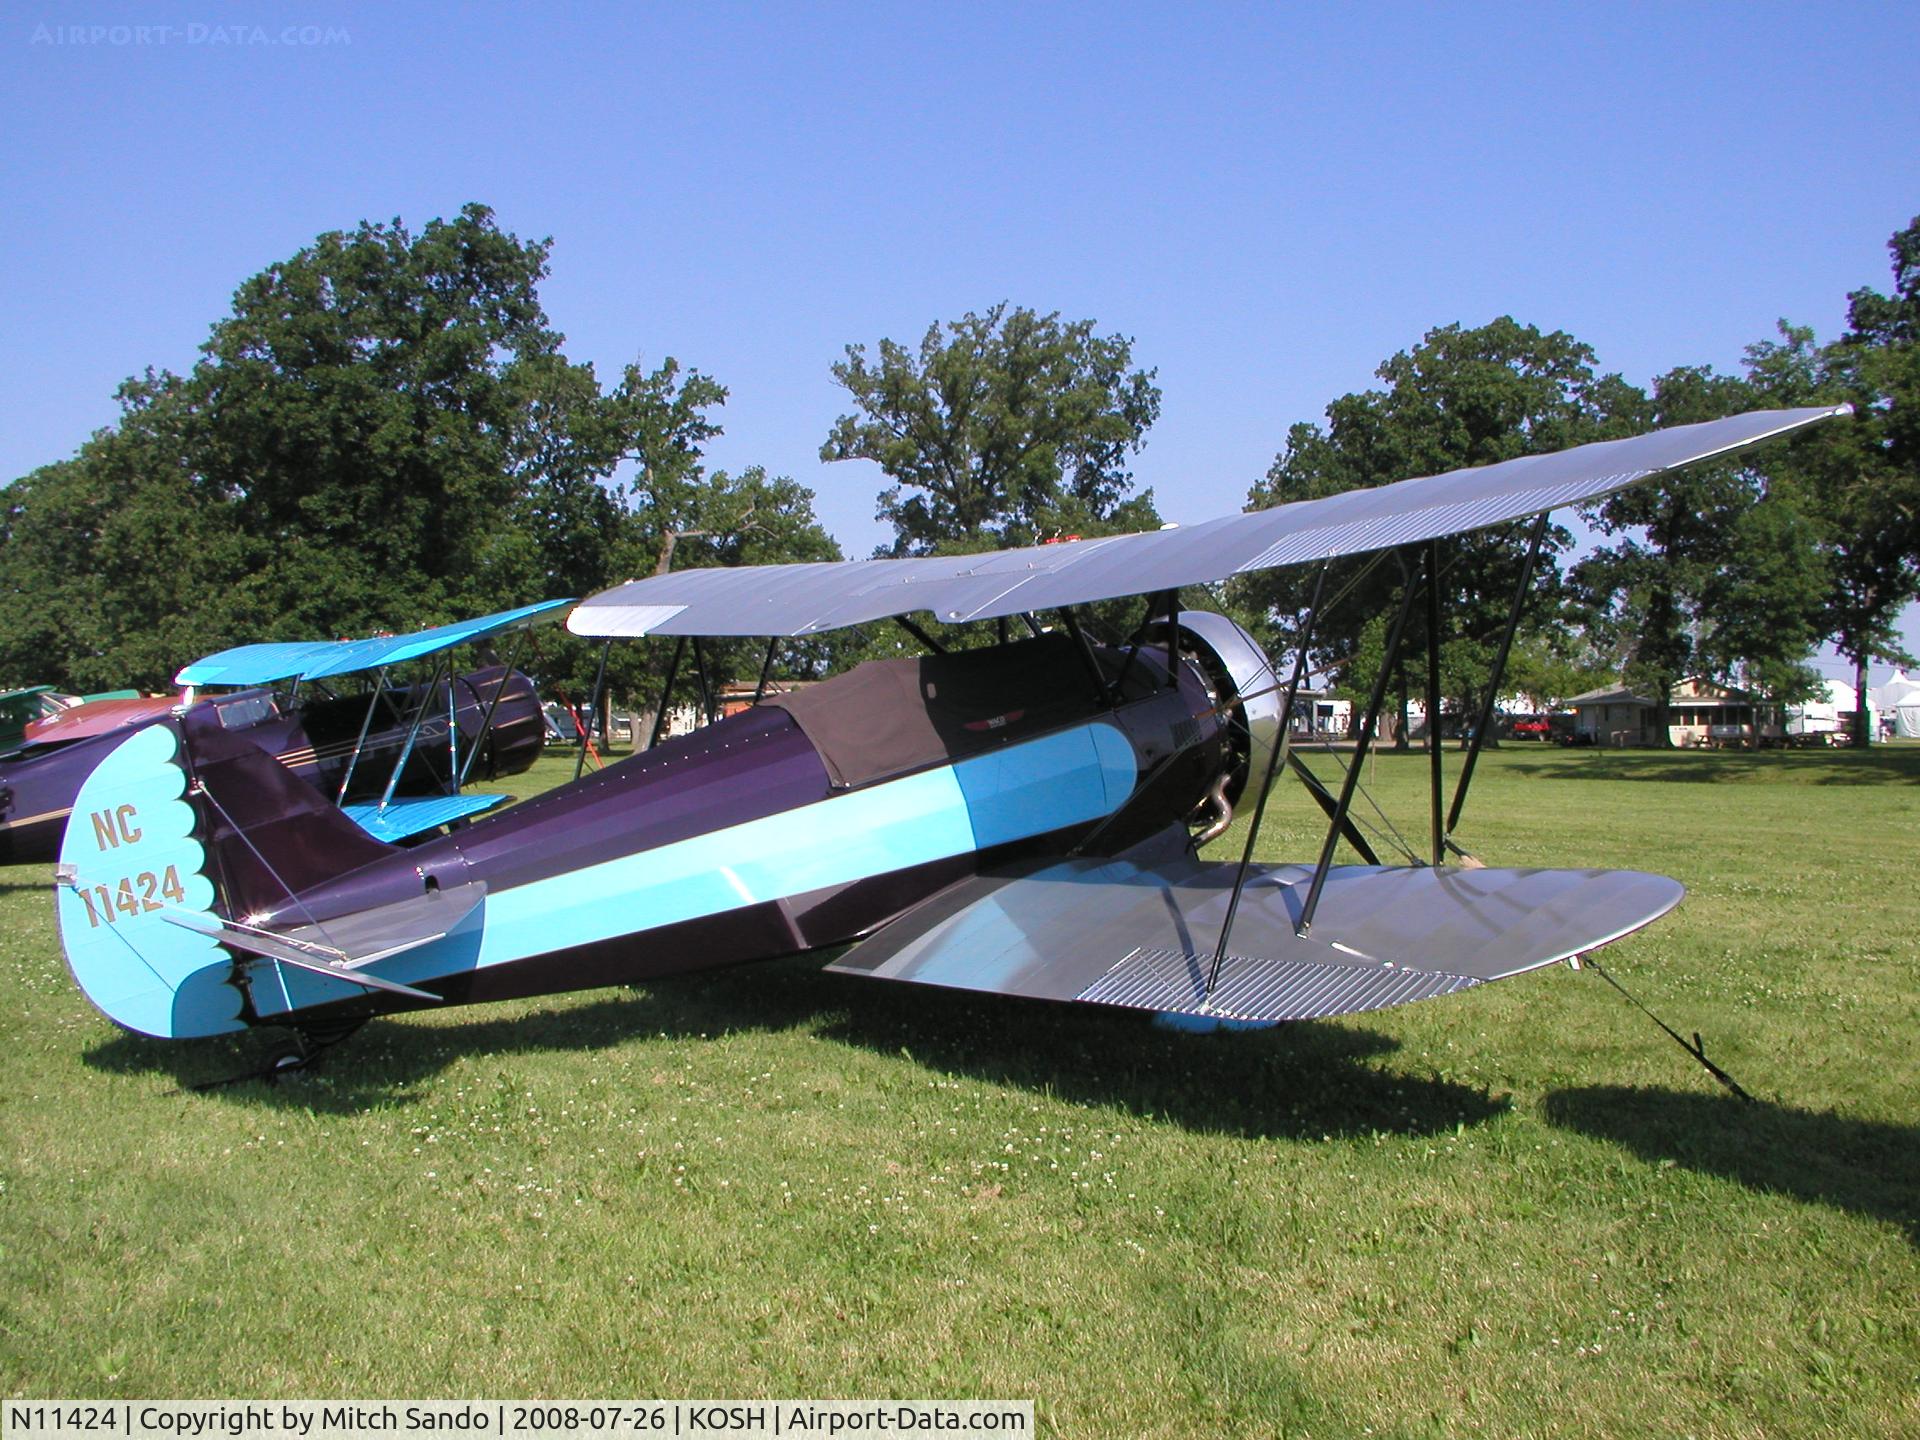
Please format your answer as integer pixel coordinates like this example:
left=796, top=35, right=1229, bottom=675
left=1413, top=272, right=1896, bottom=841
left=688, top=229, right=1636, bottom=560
left=84, top=954, right=1508, bottom=1140
left=1544, top=1085, right=1920, bottom=1246
left=1498, top=748, right=1920, bottom=787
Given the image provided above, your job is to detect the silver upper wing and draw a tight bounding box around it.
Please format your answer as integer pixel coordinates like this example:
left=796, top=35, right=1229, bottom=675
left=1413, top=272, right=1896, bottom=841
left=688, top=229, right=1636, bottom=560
left=570, top=405, right=1847, bottom=639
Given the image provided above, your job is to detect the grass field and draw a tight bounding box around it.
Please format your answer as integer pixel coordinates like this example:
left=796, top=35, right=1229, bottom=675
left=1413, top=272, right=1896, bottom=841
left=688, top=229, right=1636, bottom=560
left=1, top=741, right=1915, bottom=1438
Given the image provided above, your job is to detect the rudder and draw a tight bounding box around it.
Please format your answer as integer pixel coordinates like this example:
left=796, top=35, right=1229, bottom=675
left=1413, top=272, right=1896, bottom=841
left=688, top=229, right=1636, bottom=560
left=56, top=721, right=243, bottom=1038
left=56, top=706, right=403, bottom=1038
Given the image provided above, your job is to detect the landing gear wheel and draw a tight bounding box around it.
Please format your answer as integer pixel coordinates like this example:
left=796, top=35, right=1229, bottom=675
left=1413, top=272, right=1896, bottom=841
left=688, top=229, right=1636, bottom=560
left=261, top=1017, right=368, bottom=1084
left=186, top=1018, right=369, bottom=1092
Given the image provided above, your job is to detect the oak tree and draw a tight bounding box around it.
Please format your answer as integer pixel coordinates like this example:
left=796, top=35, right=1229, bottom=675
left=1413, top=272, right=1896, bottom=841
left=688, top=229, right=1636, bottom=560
left=822, top=304, right=1161, bottom=556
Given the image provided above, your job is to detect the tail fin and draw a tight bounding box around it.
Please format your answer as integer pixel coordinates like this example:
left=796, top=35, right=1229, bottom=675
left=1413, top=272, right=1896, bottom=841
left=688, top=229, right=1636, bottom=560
left=56, top=709, right=396, bottom=1038
left=169, top=702, right=395, bottom=920
left=57, top=719, right=245, bottom=1038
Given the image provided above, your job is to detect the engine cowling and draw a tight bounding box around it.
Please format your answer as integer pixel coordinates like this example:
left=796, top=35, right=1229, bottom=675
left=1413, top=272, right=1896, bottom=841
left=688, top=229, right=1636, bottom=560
left=1151, top=611, right=1283, bottom=811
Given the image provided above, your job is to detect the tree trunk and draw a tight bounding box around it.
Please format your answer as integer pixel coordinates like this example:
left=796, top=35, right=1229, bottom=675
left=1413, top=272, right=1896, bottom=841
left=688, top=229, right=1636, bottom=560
left=1855, top=653, right=1872, bottom=746
left=1465, top=684, right=1494, bottom=750
left=633, top=704, right=659, bottom=752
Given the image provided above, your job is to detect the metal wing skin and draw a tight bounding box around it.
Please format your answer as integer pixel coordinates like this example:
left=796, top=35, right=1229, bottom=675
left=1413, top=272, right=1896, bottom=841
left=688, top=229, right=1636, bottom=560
left=571, top=406, right=1847, bottom=639
left=827, top=858, right=1684, bottom=1023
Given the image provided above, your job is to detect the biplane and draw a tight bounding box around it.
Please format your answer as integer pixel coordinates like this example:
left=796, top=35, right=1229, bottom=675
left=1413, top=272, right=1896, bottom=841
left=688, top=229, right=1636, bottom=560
left=50, top=406, right=1845, bottom=1066
left=0, top=601, right=565, bottom=863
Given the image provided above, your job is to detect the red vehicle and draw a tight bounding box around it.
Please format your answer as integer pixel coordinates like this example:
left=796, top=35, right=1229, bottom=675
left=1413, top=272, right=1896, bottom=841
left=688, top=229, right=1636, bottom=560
left=1510, top=716, right=1552, bottom=740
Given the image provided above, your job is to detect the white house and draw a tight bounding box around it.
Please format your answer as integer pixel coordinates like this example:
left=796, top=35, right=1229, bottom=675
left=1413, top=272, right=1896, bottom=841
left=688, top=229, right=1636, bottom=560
left=1566, top=684, right=1656, bottom=746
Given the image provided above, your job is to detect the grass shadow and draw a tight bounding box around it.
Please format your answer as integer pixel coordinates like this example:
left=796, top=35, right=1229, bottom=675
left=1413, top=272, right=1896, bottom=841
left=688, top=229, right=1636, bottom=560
left=1499, top=747, right=1920, bottom=786
left=86, top=951, right=1508, bottom=1140
left=1544, top=1085, right=1920, bottom=1245
left=82, top=988, right=750, bottom=1109
left=808, top=982, right=1508, bottom=1142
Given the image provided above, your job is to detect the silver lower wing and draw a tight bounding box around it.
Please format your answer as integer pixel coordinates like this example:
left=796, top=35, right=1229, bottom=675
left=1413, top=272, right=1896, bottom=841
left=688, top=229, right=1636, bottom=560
left=827, top=859, right=1682, bottom=1023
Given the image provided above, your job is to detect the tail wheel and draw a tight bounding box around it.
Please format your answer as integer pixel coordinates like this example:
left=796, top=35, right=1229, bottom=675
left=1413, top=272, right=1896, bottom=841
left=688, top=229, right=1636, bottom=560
left=266, top=1017, right=368, bottom=1081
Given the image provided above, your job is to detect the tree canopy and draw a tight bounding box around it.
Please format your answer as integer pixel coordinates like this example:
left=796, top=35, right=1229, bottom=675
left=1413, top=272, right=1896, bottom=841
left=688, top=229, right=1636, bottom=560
left=0, top=205, right=839, bottom=698
left=821, top=304, right=1162, bottom=556
left=1733, top=216, right=1920, bottom=735
left=8, top=203, right=1916, bottom=746
left=1572, top=363, right=1830, bottom=716
left=1235, top=319, right=1635, bottom=734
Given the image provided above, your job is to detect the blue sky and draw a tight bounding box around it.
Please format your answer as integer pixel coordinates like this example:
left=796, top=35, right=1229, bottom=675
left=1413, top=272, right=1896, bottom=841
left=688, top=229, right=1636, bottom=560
left=4, top=2, right=1917, bottom=675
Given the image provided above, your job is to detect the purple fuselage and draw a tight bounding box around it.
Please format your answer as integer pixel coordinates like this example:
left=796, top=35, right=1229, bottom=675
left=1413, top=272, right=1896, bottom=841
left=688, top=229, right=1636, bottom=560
left=202, top=635, right=1233, bottom=1023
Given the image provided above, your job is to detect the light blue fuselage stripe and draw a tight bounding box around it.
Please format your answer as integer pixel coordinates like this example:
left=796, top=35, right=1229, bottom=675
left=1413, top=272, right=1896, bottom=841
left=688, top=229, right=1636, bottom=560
left=470, top=721, right=1138, bottom=973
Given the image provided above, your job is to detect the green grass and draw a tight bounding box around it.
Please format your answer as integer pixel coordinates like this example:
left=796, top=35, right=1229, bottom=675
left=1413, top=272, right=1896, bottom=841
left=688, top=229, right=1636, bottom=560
left=2, top=742, right=1916, bottom=1438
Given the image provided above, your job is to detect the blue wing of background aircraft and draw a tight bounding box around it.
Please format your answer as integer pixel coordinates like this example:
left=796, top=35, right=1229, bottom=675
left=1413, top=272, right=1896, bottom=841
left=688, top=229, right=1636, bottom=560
left=169, top=598, right=572, bottom=844
left=176, top=598, right=575, bottom=686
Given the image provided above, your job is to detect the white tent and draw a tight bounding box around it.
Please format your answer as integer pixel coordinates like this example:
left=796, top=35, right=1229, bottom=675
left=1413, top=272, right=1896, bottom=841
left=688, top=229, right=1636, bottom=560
left=1871, top=671, right=1920, bottom=739
left=1787, top=678, right=1856, bottom=738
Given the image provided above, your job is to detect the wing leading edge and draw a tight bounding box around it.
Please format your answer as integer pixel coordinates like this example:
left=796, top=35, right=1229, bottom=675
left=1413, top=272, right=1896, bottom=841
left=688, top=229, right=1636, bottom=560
left=176, top=598, right=575, bottom=687
left=826, top=858, right=1684, bottom=1023
left=570, top=405, right=1847, bottom=639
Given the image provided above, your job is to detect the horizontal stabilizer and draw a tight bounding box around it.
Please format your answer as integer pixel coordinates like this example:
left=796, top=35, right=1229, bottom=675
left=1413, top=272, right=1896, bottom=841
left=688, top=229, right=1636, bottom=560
left=191, top=933, right=443, bottom=1001
left=163, top=881, right=486, bottom=999
left=828, top=859, right=1682, bottom=1023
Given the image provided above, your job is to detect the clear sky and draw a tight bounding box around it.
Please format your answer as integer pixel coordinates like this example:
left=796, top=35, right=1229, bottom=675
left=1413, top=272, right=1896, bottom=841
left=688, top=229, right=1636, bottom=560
left=4, top=2, right=1917, bottom=676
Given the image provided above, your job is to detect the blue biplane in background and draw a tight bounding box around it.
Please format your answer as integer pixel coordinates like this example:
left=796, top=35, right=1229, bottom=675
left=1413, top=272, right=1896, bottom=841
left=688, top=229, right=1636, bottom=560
left=44, top=406, right=1846, bottom=1072
left=0, top=600, right=568, bottom=863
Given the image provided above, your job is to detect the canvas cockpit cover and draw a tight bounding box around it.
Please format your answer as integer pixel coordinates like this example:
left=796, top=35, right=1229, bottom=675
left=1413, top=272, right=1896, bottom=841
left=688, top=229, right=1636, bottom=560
left=768, top=633, right=1124, bottom=788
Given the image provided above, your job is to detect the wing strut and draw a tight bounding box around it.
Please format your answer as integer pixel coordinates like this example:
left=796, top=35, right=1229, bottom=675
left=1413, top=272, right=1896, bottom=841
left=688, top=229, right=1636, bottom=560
left=446, top=662, right=461, bottom=790
left=1163, top=591, right=1180, bottom=689
left=1056, top=608, right=1112, bottom=707
left=1447, top=512, right=1550, bottom=845
left=751, top=637, right=778, bottom=705
left=1110, top=590, right=1179, bottom=702
left=1284, top=750, right=1382, bottom=866
left=1206, top=564, right=1325, bottom=996
left=335, top=665, right=392, bottom=804
left=648, top=636, right=686, bottom=749
left=691, top=636, right=718, bottom=724
left=375, top=655, right=452, bottom=813
left=894, top=615, right=949, bottom=654
left=1299, top=549, right=1423, bottom=936
left=574, top=637, right=613, bottom=781
left=1424, top=538, right=1444, bottom=863
left=456, top=625, right=532, bottom=787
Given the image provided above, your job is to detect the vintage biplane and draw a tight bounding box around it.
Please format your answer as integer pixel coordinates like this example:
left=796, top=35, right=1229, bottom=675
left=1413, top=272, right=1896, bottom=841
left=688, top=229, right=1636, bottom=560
left=1, top=601, right=565, bottom=863
left=51, top=406, right=1845, bottom=1068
